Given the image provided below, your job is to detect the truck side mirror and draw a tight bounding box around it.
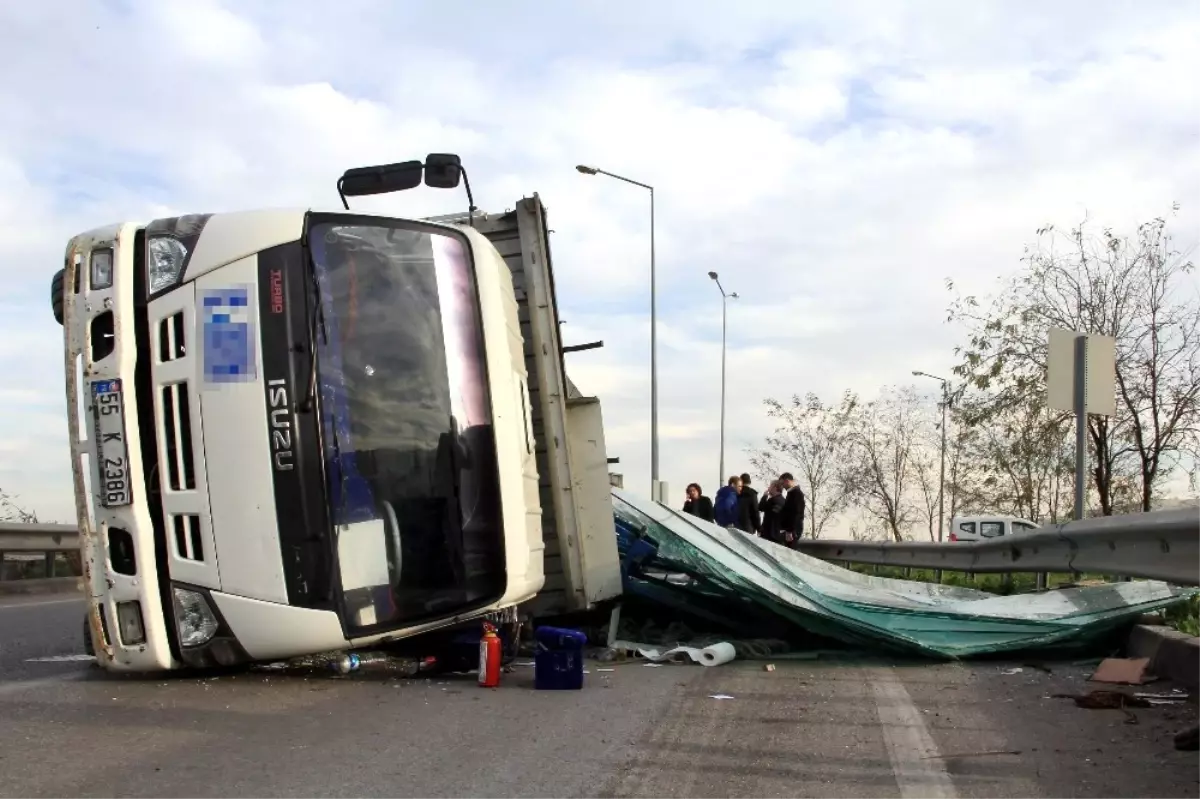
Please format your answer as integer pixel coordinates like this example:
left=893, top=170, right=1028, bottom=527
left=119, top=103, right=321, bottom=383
left=423, top=154, right=462, bottom=189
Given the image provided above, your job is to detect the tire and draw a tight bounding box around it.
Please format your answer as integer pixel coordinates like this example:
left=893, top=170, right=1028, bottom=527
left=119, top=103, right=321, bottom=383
left=51, top=269, right=65, bottom=325
left=82, top=613, right=95, bottom=657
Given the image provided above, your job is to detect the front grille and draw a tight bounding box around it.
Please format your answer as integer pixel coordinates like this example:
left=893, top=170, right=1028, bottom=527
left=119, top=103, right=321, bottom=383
left=172, top=514, right=204, bottom=562
left=158, top=312, right=185, bottom=362
left=132, top=227, right=183, bottom=662
left=160, top=383, right=196, bottom=491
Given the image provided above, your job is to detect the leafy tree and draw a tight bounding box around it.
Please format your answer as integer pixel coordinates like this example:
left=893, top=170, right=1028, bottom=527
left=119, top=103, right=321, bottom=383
left=948, top=206, right=1199, bottom=514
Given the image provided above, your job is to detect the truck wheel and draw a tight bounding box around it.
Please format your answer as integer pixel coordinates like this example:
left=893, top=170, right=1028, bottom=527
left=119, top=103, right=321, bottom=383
left=51, top=269, right=65, bottom=326
left=82, top=614, right=95, bottom=657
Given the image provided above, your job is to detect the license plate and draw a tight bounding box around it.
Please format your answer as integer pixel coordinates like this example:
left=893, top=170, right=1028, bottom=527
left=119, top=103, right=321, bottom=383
left=91, top=379, right=132, bottom=507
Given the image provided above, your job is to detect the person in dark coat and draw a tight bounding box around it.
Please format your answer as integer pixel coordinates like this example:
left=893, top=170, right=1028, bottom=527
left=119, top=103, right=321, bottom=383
left=758, top=479, right=787, bottom=543
left=682, top=483, right=714, bottom=522
left=777, top=472, right=807, bottom=547
left=736, top=473, right=761, bottom=534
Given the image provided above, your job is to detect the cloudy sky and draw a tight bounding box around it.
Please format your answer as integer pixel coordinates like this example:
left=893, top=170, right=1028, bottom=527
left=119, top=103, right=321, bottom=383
left=1, top=0, right=1198, bottom=521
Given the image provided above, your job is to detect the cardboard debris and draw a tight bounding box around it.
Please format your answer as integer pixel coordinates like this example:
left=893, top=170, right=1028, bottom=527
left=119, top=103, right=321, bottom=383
left=1089, top=657, right=1153, bottom=685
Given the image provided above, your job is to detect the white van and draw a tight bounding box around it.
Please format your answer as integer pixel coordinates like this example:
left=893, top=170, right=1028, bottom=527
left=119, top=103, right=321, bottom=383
left=948, top=515, right=1039, bottom=543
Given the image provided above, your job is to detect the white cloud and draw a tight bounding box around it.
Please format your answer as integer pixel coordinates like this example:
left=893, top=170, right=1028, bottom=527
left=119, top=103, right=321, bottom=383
left=0, top=0, right=1197, bottom=523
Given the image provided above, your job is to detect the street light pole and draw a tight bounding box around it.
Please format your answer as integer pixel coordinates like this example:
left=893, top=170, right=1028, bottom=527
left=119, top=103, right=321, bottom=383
left=577, top=164, right=659, bottom=498
left=710, top=272, right=737, bottom=488
left=913, top=370, right=950, bottom=543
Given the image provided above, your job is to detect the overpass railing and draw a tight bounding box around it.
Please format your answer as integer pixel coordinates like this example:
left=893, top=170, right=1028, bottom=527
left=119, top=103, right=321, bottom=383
left=0, top=522, right=82, bottom=586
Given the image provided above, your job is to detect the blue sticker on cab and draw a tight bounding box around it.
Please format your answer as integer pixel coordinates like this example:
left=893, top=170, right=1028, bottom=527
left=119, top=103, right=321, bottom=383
left=201, top=285, right=257, bottom=384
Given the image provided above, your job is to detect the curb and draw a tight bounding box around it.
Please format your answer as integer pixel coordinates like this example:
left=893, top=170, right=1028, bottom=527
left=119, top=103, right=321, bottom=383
left=0, top=577, right=84, bottom=596
left=1126, top=624, right=1199, bottom=691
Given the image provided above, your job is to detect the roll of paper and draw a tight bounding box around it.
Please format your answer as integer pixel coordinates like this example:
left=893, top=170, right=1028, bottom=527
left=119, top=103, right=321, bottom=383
left=697, top=642, right=736, bottom=666
left=635, top=641, right=737, bottom=667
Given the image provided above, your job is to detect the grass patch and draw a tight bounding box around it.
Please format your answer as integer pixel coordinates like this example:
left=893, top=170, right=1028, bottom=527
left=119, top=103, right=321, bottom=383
left=1163, top=594, right=1200, bottom=637
left=844, top=563, right=1113, bottom=596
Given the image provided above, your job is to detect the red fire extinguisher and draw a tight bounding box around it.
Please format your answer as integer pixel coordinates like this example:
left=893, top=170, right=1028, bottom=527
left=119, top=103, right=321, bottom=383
left=478, top=621, right=501, bottom=688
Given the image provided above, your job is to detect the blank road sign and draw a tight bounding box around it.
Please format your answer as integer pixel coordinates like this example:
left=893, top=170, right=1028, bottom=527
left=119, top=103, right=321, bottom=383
left=1047, top=328, right=1117, bottom=416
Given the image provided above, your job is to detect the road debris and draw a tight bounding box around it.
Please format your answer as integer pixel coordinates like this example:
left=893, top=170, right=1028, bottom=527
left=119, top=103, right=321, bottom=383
left=1089, top=657, right=1153, bottom=685
left=1133, top=689, right=1189, bottom=706
left=1053, top=689, right=1155, bottom=724
left=612, top=488, right=1196, bottom=659
left=1175, top=725, right=1199, bottom=752
left=709, top=694, right=735, bottom=700
left=632, top=642, right=736, bottom=667
left=763, top=664, right=776, bottom=672
left=1053, top=690, right=1151, bottom=710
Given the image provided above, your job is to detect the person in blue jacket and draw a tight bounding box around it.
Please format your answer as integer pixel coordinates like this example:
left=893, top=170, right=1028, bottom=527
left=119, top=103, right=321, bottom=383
left=713, top=475, right=742, bottom=528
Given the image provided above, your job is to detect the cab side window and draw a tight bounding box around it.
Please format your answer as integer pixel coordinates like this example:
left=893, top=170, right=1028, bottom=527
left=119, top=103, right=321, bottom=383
left=980, top=521, right=1005, bottom=538
left=958, top=522, right=977, bottom=536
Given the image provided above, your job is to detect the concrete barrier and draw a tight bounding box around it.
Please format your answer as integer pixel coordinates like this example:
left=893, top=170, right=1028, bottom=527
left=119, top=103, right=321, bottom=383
left=1126, top=624, right=1200, bottom=691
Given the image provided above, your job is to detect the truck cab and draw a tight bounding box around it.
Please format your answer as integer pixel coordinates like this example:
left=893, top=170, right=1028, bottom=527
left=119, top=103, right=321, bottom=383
left=53, top=199, right=565, bottom=671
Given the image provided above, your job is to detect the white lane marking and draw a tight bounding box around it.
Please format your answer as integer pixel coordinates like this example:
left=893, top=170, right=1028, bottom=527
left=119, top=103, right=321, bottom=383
left=26, top=654, right=95, bottom=663
left=0, top=597, right=85, bottom=611
left=870, top=667, right=958, bottom=799
left=0, top=670, right=90, bottom=697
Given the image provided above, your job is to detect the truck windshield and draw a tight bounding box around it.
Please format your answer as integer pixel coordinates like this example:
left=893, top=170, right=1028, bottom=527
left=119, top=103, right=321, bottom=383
left=307, top=218, right=504, bottom=633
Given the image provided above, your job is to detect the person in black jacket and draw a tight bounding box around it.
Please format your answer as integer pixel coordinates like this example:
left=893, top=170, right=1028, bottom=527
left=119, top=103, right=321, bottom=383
left=682, top=483, right=715, bottom=522
left=777, top=472, right=807, bottom=547
left=736, top=473, right=761, bottom=534
left=758, top=479, right=787, bottom=543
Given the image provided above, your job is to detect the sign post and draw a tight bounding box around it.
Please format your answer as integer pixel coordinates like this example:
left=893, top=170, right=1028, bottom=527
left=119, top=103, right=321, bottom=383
left=1046, top=328, right=1116, bottom=588
left=1048, top=328, right=1117, bottom=516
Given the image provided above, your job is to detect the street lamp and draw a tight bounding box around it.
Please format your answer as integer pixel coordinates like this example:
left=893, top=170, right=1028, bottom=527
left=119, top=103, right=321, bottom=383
left=710, top=272, right=738, bottom=487
left=913, top=370, right=950, bottom=543
left=577, top=164, right=659, bottom=498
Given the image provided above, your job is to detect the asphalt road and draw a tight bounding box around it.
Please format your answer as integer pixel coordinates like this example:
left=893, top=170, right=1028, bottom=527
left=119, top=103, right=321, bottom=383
left=1, top=593, right=1196, bottom=798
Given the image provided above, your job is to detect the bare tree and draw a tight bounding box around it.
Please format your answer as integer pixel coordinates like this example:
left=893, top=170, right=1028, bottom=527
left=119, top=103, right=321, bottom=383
left=0, top=488, right=40, bottom=524
left=947, top=206, right=1199, bottom=514
left=904, top=392, right=946, bottom=542
left=952, top=393, right=1075, bottom=522
left=842, top=385, right=924, bottom=541
left=911, top=443, right=941, bottom=542
left=751, top=391, right=857, bottom=539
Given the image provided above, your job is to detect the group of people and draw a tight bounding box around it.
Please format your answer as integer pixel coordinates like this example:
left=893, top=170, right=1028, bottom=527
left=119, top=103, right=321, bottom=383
left=682, top=472, right=807, bottom=547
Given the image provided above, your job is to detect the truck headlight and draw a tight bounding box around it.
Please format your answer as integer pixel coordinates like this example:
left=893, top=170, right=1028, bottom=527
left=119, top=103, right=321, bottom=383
left=147, top=236, right=188, bottom=294
left=90, top=249, right=114, bottom=290
left=172, top=586, right=218, bottom=648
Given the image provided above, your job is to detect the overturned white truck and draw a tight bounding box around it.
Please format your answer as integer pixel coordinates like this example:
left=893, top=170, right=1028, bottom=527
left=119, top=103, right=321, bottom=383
left=51, top=155, right=622, bottom=672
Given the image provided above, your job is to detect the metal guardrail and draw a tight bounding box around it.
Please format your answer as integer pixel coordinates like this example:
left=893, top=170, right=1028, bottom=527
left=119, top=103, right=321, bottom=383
left=0, top=522, right=80, bottom=553
left=3, top=509, right=1197, bottom=584
left=795, top=508, right=1200, bottom=586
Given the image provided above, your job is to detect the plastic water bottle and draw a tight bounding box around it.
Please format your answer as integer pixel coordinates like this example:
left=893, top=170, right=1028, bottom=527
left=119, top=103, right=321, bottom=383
left=331, top=653, right=361, bottom=675
left=329, top=651, right=390, bottom=675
